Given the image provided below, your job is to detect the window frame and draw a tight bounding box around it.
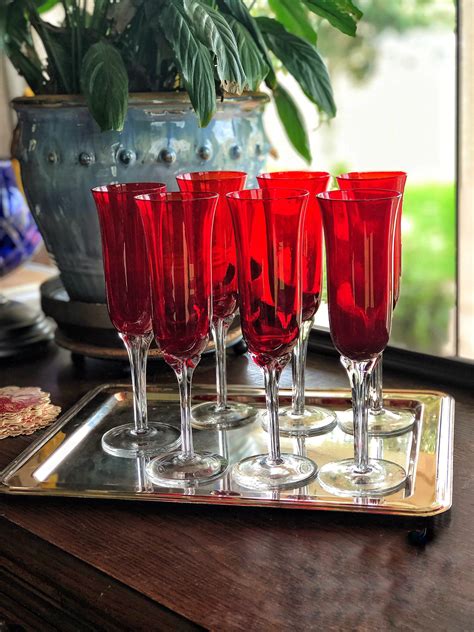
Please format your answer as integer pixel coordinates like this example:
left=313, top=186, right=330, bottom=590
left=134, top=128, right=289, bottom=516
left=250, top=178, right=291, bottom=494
left=457, top=0, right=473, bottom=361
left=309, top=328, right=473, bottom=389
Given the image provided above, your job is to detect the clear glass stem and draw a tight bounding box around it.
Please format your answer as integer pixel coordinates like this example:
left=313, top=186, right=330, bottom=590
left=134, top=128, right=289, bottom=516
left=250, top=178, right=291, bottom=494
left=120, top=332, right=153, bottom=435
left=174, top=361, right=195, bottom=460
left=135, top=452, right=150, bottom=492
left=295, top=436, right=306, bottom=457
left=262, top=363, right=285, bottom=466
left=212, top=315, right=233, bottom=412
left=369, top=354, right=384, bottom=414
left=291, top=318, right=314, bottom=416
left=218, top=429, right=229, bottom=462
left=340, top=355, right=378, bottom=474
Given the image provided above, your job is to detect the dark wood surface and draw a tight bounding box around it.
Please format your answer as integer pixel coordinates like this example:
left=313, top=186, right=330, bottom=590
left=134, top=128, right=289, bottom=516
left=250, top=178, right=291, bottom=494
left=1, top=344, right=473, bottom=631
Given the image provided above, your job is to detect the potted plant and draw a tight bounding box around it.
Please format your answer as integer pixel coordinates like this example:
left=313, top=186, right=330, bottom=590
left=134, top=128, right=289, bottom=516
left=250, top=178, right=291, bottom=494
left=1, top=0, right=362, bottom=303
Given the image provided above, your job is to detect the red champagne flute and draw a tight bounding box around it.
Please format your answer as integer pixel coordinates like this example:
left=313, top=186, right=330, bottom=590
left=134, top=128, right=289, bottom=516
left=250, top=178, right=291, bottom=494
left=226, top=188, right=317, bottom=490
left=91, top=183, right=180, bottom=457
left=336, top=171, right=414, bottom=437
left=337, top=172, right=407, bottom=308
left=176, top=171, right=256, bottom=429
left=257, top=171, right=336, bottom=437
left=136, top=191, right=227, bottom=487
left=317, top=189, right=407, bottom=496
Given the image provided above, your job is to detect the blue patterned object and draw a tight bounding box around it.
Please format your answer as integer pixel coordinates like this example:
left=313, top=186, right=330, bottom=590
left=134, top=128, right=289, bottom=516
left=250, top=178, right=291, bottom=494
left=0, top=160, right=41, bottom=277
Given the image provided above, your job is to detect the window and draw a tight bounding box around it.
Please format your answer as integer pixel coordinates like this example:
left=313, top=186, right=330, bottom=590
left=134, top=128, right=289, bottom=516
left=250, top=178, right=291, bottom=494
left=261, top=0, right=472, bottom=361
left=1, top=0, right=471, bottom=368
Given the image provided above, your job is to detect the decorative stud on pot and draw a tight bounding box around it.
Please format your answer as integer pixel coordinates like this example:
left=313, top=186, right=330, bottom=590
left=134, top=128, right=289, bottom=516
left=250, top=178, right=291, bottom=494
left=197, top=145, right=212, bottom=161
left=79, top=151, right=95, bottom=167
left=230, top=145, right=242, bottom=160
left=118, top=149, right=136, bottom=166
left=159, top=148, right=176, bottom=164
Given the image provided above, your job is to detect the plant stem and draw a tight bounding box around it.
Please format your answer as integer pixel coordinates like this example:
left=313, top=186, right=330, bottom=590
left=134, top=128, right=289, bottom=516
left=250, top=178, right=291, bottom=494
left=27, top=0, right=73, bottom=93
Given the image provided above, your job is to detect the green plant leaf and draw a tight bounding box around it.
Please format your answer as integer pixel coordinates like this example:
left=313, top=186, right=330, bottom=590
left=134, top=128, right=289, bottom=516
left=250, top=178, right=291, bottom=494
left=29, top=18, right=73, bottom=92
left=257, top=17, right=336, bottom=117
left=157, top=0, right=216, bottom=127
left=303, top=0, right=362, bottom=37
left=216, top=0, right=276, bottom=88
left=35, top=0, right=60, bottom=13
left=183, top=0, right=244, bottom=92
left=268, top=0, right=317, bottom=44
left=2, top=1, right=45, bottom=92
left=273, top=83, right=311, bottom=162
left=0, top=6, right=7, bottom=52
left=2, top=1, right=30, bottom=53
left=27, top=2, right=77, bottom=92
left=81, top=41, right=129, bottom=131
left=226, top=16, right=268, bottom=90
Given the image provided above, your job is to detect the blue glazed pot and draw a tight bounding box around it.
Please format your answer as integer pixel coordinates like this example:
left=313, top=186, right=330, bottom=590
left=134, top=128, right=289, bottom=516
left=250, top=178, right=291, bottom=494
left=12, top=92, right=270, bottom=303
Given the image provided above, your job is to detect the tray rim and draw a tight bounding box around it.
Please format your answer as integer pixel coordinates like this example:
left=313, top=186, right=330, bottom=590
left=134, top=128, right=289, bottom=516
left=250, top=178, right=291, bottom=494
left=0, top=383, right=455, bottom=518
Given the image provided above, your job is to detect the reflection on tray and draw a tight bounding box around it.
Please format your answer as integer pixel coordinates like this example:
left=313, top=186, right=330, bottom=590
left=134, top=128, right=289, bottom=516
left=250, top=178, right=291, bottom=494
left=33, top=396, right=117, bottom=483
left=0, top=385, right=453, bottom=517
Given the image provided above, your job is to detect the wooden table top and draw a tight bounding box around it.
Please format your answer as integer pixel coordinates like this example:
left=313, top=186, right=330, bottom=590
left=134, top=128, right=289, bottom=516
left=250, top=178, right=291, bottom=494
left=1, top=344, right=473, bottom=631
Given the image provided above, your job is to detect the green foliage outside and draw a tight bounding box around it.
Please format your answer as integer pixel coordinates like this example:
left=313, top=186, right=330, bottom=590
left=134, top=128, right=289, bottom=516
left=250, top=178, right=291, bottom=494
left=320, top=182, right=456, bottom=355
left=321, top=0, right=457, bottom=355
left=317, top=0, right=455, bottom=84
left=392, top=182, right=456, bottom=355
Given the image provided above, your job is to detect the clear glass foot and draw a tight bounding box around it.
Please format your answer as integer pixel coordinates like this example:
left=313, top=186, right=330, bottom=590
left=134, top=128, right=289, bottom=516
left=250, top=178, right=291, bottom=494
left=262, top=406, right=337, bottom=437
left=318, top=458, right=407, bottom=497
left=191, top=401, right=258, bottom=430
left=338, top=407, right=415, bottom=437
left=146, top=451, right=228, bottom=487
left=231, top=453, right=317, bottom=490
left=101, top=423, right=181, bottom=458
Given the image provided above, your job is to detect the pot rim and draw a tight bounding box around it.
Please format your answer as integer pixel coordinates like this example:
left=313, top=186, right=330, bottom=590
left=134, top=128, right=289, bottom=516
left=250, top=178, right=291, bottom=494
left=12, top=91, right=270, bottom=111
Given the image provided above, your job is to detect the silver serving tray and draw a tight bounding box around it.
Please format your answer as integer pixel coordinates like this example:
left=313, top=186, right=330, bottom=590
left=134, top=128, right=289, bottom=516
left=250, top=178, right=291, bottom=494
left=0, top=384, right=454, bottom=517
